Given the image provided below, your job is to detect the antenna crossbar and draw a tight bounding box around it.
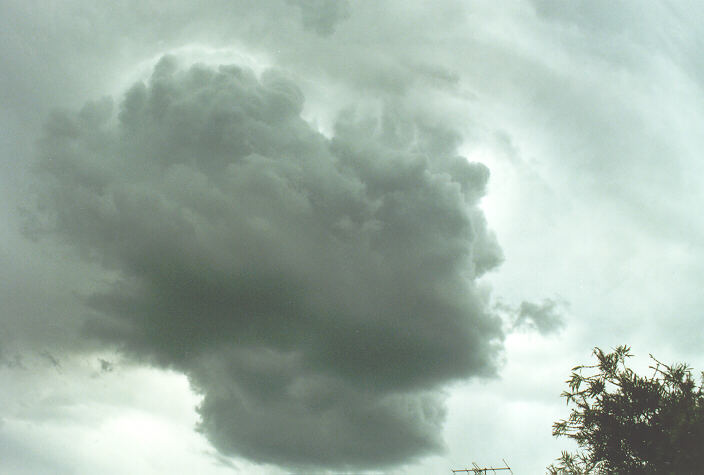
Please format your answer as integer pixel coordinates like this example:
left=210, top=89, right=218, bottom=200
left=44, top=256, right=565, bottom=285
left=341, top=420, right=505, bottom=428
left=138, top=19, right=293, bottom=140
left=451, top=458, right=512, bottom=474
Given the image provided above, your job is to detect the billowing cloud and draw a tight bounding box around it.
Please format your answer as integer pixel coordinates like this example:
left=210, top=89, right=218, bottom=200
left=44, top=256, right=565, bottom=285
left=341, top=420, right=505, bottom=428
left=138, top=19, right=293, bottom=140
left=29, top=56, right=503, bottom=469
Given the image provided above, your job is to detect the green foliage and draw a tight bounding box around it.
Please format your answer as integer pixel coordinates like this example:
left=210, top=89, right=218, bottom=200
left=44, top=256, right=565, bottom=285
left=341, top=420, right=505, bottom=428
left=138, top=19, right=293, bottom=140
left=548, top=345, right=704, bottom=474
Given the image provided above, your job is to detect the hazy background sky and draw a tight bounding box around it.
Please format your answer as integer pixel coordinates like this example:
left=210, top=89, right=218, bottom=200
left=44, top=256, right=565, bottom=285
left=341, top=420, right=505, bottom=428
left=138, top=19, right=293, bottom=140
left=2, top=1, right=704, bottom=473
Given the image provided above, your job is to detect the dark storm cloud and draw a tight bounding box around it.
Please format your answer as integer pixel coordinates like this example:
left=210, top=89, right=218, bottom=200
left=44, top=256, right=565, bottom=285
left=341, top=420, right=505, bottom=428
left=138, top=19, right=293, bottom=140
left=29, top=57, right=503, bottom=469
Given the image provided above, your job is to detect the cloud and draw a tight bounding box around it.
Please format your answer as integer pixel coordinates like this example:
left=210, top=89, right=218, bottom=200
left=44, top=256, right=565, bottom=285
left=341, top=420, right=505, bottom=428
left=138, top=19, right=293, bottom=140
left=287, top=0, right=351, bottom=36
left=99, top=358, right=114, bottom=373
left=512, top=299, right=565, bottom=335
left=28, top=56, right=503, bottom=469
left=39, top=351, right=62, bottom=372
left=0, top=355, right=241, bottom=475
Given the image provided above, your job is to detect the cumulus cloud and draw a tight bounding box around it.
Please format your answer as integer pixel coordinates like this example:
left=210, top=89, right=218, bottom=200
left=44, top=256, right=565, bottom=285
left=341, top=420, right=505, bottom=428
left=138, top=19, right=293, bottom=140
left=29, top=56, right=503, bottom=469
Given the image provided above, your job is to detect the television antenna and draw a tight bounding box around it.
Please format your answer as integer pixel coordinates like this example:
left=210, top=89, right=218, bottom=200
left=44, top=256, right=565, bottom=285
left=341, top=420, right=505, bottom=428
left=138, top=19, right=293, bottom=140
left=451, top=458, right=512, bottom=474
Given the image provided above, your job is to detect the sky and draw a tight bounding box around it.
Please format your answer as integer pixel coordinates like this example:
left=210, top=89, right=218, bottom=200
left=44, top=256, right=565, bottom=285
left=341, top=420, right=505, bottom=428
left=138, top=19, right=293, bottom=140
left=2, top=1, right=704, bottom=473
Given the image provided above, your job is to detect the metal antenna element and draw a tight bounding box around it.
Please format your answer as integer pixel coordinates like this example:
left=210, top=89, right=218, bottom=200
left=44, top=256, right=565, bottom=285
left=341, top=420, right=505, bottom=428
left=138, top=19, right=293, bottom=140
left=451, top=458, right=512, bottom=474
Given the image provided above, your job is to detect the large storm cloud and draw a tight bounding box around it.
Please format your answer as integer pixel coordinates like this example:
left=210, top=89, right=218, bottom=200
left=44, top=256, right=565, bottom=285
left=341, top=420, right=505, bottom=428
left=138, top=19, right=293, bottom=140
left=29, top=56, right=503, bottom=469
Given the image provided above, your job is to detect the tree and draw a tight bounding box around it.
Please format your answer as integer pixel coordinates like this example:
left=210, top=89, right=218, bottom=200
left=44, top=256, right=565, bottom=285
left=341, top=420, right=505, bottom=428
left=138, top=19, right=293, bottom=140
left=548, top=345, right=704, bottom=474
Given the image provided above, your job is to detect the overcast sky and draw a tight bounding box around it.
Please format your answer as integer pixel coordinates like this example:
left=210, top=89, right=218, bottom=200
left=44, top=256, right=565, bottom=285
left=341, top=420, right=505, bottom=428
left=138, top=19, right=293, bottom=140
left=2, top=1, right=704, bottom=473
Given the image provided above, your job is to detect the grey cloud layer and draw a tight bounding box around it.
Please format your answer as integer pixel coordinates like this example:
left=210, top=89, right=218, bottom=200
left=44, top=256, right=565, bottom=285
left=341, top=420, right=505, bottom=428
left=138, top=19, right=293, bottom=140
left=30, top=57, right=503, bottom=468
left=287, top=0, right=350, bottom=36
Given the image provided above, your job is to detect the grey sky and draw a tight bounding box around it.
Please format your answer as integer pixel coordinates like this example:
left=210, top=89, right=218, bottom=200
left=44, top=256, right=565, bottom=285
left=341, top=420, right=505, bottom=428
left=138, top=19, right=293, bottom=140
left=2, top=1, right=704, bottom=473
